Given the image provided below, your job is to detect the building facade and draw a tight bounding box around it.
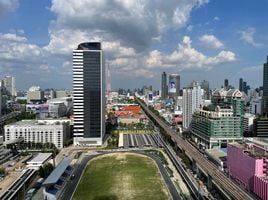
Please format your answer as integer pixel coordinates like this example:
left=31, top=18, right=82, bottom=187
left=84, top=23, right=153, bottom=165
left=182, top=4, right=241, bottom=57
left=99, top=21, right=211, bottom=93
left=3, top=76, right=16, bottom=96
left=253, top=117, right=268, bottom=137
left=239, top=78, right=244, bottom=93
left=224, top=79, right=229, bottom=88
left=182, top=82, right=203, bottom=130
left=4, top=119, right=70, bottom=149
left=168, top=74, right=180, bottom=100
left=201, top=80, right=210, bottom=100
left=263, top=56, right=268, bottom=115
left=27, top=86, right=44, bottom=103
left=227, top=143, right=268, bottom=200
left=73, top=42, right=105, bottom=146
left=161, top=72, right=167, bottom=99
left=243, top=113, right=256, bottom=137
left=190, top=89, right=244, bottom=149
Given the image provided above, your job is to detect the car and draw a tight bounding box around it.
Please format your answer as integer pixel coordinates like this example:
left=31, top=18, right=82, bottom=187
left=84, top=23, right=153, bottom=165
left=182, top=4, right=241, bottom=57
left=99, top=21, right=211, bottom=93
left=71, top=174, right=75, bottom=180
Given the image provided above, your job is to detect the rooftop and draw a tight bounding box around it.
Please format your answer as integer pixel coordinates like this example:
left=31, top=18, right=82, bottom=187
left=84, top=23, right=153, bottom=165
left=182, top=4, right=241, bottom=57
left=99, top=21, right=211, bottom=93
left=27, top=153, right=52, bottom=164
left=6, top=119, right=69, bottom=126
left=43, top=157, right=71, bottom=186
left=229, top=143, right=268, bottom=159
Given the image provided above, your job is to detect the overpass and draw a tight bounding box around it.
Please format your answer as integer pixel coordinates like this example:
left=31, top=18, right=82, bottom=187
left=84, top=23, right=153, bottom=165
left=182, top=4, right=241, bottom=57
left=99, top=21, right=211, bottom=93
left=1, top=169, right=36, bottom=200
left=0, top=111, right=21, bottom=135
left=137, top=98, right=254, bottom=200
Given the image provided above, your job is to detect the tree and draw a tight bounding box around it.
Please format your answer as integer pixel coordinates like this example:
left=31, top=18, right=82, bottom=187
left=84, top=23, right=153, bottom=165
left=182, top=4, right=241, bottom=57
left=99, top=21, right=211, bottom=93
left=0, top=167, right=5, bottom=176
left=39, top=163, right=54, bottom=178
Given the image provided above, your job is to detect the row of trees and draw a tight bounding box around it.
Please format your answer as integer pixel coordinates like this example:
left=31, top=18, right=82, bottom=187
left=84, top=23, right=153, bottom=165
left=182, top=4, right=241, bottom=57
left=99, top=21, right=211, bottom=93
left=4, top=112, right=36, bottom=125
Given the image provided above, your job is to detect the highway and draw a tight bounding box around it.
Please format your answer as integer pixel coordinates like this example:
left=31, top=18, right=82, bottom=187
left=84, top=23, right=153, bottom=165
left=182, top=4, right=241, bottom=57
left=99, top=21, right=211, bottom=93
left=138, top=99, right=254, bottom=200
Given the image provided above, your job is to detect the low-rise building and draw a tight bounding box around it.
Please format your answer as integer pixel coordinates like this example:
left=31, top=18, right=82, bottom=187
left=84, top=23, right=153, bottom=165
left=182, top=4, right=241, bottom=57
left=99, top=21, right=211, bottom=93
left=253, top=117, right=268, bottom=137
left=42, top=157, right=72, bottom=200
left=27, top=86, right=44, bottom=103
left=227, top=142, right=268, bottom=200
left=4, top=119, right=71, bottom=149
left=26, top=153, right=52, bottom=170
left=243, top=113, right=256, bottom=137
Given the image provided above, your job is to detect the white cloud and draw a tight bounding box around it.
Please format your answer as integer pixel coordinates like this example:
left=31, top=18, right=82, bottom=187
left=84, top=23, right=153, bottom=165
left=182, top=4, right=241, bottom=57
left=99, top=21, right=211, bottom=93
left=0, top=33, right=27, bottom=43
left=199, top=34, right=224, bottom=49
left=0, top=33, right=41, bottom=61
left=50, top=0, right=209, bottom=50
left=239, top=27, right=262, bottom=47
left=213, top=16, right=220, bottom=21
left=0, top=0, right=19, bottom=16
left=146, top=36, right=235, bottom=70
left=1, top=0, right=238, bottom=88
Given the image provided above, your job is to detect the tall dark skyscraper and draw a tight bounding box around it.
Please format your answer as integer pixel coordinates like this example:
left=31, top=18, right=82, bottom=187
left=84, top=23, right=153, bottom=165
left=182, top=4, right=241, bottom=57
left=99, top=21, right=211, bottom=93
left=73, top=42, right=105, bottom=146
left=168, top=74, right=180, bottom=100
left=201, top=80, right=210, bottom=100
left=224, top=79, right=229, bottom=88
left=239, top=78, right=243, bottom=92
left=161, top=72, right=167, bottom=99
left=263, top=56, right=268, bottom=115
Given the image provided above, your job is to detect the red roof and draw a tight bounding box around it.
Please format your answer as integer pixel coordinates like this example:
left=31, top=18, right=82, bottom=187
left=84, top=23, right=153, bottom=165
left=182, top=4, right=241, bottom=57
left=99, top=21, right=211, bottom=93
left=175, top=117, right=182, bottom=123
left=121, top=105, right=141, bottom=112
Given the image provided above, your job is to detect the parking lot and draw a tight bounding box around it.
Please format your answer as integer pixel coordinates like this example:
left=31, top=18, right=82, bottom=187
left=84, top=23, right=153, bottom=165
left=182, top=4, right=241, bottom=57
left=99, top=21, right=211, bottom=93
left=121, top=133, right=161, bottom=149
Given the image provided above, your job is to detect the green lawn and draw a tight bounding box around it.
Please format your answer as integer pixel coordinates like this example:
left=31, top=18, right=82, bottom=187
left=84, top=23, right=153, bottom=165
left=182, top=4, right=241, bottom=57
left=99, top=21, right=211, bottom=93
left=72, top=153, right=169, bottom=200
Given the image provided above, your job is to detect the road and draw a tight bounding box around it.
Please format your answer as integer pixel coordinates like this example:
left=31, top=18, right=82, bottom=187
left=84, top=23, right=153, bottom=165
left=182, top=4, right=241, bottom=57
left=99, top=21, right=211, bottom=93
left=137, top=98, right=254, bottom=200
left=59, top=154, right=98, bottom=200
left=142, top=152, right=181, bottom=200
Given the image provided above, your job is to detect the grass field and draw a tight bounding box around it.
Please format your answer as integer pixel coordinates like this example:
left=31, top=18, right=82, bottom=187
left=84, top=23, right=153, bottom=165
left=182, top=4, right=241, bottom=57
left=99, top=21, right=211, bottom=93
left=72, top=153, right=169, bottom=200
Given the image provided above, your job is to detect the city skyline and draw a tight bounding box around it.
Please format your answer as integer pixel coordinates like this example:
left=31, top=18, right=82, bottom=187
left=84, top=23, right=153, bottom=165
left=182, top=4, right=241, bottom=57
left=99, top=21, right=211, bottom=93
left=0, top=0, right=267, bottom=90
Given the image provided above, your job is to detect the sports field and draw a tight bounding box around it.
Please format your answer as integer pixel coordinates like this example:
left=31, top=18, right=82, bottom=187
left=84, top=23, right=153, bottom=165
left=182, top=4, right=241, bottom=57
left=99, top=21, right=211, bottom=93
left=72, top=153, right=169, bottom=200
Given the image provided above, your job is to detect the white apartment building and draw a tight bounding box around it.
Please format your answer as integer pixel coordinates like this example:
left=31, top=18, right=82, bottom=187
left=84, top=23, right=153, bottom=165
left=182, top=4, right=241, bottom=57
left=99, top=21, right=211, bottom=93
left=4, top=119, right=71, bottom=149
left=182, top=83, right=203, bottom=130
left=243, top=113, right=256, bottom=134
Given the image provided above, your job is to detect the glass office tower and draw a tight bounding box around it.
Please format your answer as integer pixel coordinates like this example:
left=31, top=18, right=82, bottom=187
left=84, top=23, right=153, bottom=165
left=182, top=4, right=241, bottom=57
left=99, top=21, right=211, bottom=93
left=73, top=42, right=105, bottom=146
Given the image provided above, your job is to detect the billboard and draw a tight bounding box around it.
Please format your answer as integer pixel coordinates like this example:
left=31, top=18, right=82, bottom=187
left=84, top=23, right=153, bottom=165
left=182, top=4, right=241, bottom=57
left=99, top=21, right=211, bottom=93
left=169, top=80, right=176, bottom=93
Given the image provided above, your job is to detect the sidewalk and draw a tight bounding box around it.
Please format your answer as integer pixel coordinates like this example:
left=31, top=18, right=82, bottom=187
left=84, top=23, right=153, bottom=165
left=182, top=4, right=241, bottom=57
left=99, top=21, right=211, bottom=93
left=160, top=149, right=191, bottom=198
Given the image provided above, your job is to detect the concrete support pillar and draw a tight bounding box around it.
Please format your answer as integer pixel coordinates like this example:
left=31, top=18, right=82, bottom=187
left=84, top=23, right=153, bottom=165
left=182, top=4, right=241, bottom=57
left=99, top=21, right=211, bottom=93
left=207, top=175, right=213, bottom=190
left=192, top=161, right=200, bottom=177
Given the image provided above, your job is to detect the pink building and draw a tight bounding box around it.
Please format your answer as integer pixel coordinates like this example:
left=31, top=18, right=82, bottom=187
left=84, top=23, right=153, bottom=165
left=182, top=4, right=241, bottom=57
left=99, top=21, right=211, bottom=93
left=227, top=143, right=268, bottom=200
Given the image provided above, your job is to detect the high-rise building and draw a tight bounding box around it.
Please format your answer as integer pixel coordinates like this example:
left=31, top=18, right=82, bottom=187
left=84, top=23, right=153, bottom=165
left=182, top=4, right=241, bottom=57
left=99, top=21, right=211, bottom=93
left=190, top=88, right=244, bottom=149
left=263, top=56, right=268, bottom=115
left=182, top=82, right=203, bottom=129
left=201, top=80, right=210, bottom=100
left=0, top=86, right=2, bottom=117
left=243, top=81, right=247, bottom=94
left=224, top=79, right=229, bottom=88
left=73, top=42, right=105, bottom=146
left=3, top=76, right=16, bottom=96
left=168, top=74, right=180, bottom=100
left=161, top=72, right=167, bottom=99
left=239, top=78, right=243, bottom=92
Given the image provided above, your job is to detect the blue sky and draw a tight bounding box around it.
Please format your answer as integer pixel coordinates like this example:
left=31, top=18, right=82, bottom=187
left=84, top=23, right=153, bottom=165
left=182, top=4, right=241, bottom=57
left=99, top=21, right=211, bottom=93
left=0, top=0, right=267, bottom=91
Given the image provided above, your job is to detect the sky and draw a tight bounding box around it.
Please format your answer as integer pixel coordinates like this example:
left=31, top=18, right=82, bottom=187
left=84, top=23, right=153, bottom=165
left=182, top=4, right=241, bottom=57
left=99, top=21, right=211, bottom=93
left=0, top=0, right=267, bottom=91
